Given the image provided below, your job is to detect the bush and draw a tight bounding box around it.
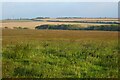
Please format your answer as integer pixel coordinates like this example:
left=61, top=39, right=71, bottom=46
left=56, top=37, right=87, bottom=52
left=4, top=27, right=8, bottom=29
left=35, top=24, right=119, bottom=31
left=13, top=27, right=29, bottom=29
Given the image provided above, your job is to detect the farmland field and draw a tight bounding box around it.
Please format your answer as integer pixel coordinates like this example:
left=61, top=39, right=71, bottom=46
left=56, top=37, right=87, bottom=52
left=2, top=28, right=119, bottom=78
left=1, top=1, right=119, bottom=78
left=1, top=18, right=118, bottom=29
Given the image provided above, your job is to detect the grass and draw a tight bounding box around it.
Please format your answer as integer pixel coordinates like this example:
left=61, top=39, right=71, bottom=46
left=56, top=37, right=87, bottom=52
left=2, top=29, right=119, bottom=78
left=2, top=29, right=118, bottom=46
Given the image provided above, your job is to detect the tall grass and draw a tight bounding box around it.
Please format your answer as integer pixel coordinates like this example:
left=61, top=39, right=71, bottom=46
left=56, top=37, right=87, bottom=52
left=2, top=40, right=118, bottom=78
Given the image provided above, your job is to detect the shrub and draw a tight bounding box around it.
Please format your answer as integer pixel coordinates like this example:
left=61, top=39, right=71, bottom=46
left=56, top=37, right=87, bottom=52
left=35, top=24, right=119, bottom=31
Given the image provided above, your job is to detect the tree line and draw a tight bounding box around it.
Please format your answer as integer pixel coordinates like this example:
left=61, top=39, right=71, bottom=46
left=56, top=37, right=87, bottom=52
left=35, top=24, right=119, bottom=31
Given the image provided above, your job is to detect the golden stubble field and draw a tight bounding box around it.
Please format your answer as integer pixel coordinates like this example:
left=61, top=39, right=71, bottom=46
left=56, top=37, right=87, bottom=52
left=2, top=22, right=111, bottom=29
left=1, top=18, right=117, bottom=29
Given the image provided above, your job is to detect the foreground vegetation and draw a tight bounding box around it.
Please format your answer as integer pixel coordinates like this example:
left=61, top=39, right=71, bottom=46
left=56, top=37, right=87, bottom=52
left=2, top=29, right=119, bottom=78
left=2, top=40, right=118, bottom=78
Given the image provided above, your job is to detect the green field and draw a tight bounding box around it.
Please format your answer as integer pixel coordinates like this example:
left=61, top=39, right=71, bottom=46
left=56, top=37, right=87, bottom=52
left=2, top=29, right=119, bottom=78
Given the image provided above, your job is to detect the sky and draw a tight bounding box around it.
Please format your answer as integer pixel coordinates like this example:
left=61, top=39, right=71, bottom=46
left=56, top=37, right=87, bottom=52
left=0, top=0, right=119, bottom=2
left=1, top=2, right=118, bottom=19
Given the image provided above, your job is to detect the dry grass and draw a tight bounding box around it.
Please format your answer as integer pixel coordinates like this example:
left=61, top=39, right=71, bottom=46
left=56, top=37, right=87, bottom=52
left=2, top=29, right=118, bottom=46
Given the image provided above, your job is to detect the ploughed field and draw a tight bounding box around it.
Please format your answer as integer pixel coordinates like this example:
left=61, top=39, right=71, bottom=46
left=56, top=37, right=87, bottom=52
left=2, top=29, right=119, bottom=78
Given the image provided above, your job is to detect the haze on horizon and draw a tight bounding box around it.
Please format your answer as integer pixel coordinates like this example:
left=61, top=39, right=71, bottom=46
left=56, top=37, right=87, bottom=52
left=2, top=2, right=118, bottom=19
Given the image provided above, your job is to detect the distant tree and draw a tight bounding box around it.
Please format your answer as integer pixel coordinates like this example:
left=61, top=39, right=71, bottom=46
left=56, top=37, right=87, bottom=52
left=4, top=27, right=8, bottom=29
left=35, top=24, right=119, bottom=31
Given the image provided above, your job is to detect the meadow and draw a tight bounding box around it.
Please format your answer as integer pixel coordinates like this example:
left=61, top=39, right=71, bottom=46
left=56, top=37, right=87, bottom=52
left=2, top=29, right=119, bottom=78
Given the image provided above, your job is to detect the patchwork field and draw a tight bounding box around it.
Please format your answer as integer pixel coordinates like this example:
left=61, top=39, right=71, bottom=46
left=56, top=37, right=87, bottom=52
left=2, top=29, right=119, bottom=78
left=1, top=0, right=119, bottom=78
left=2, top=22, right=111, bottom=29
left=1, top=18, right=117, bottom=29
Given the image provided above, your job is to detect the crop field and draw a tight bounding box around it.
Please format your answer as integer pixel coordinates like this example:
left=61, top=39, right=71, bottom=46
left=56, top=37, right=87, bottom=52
left=2, top=22, right=111, bottom=29
left=2, top=29, right=119, bottom=78
left=1, top=18, right=117, bottom=29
